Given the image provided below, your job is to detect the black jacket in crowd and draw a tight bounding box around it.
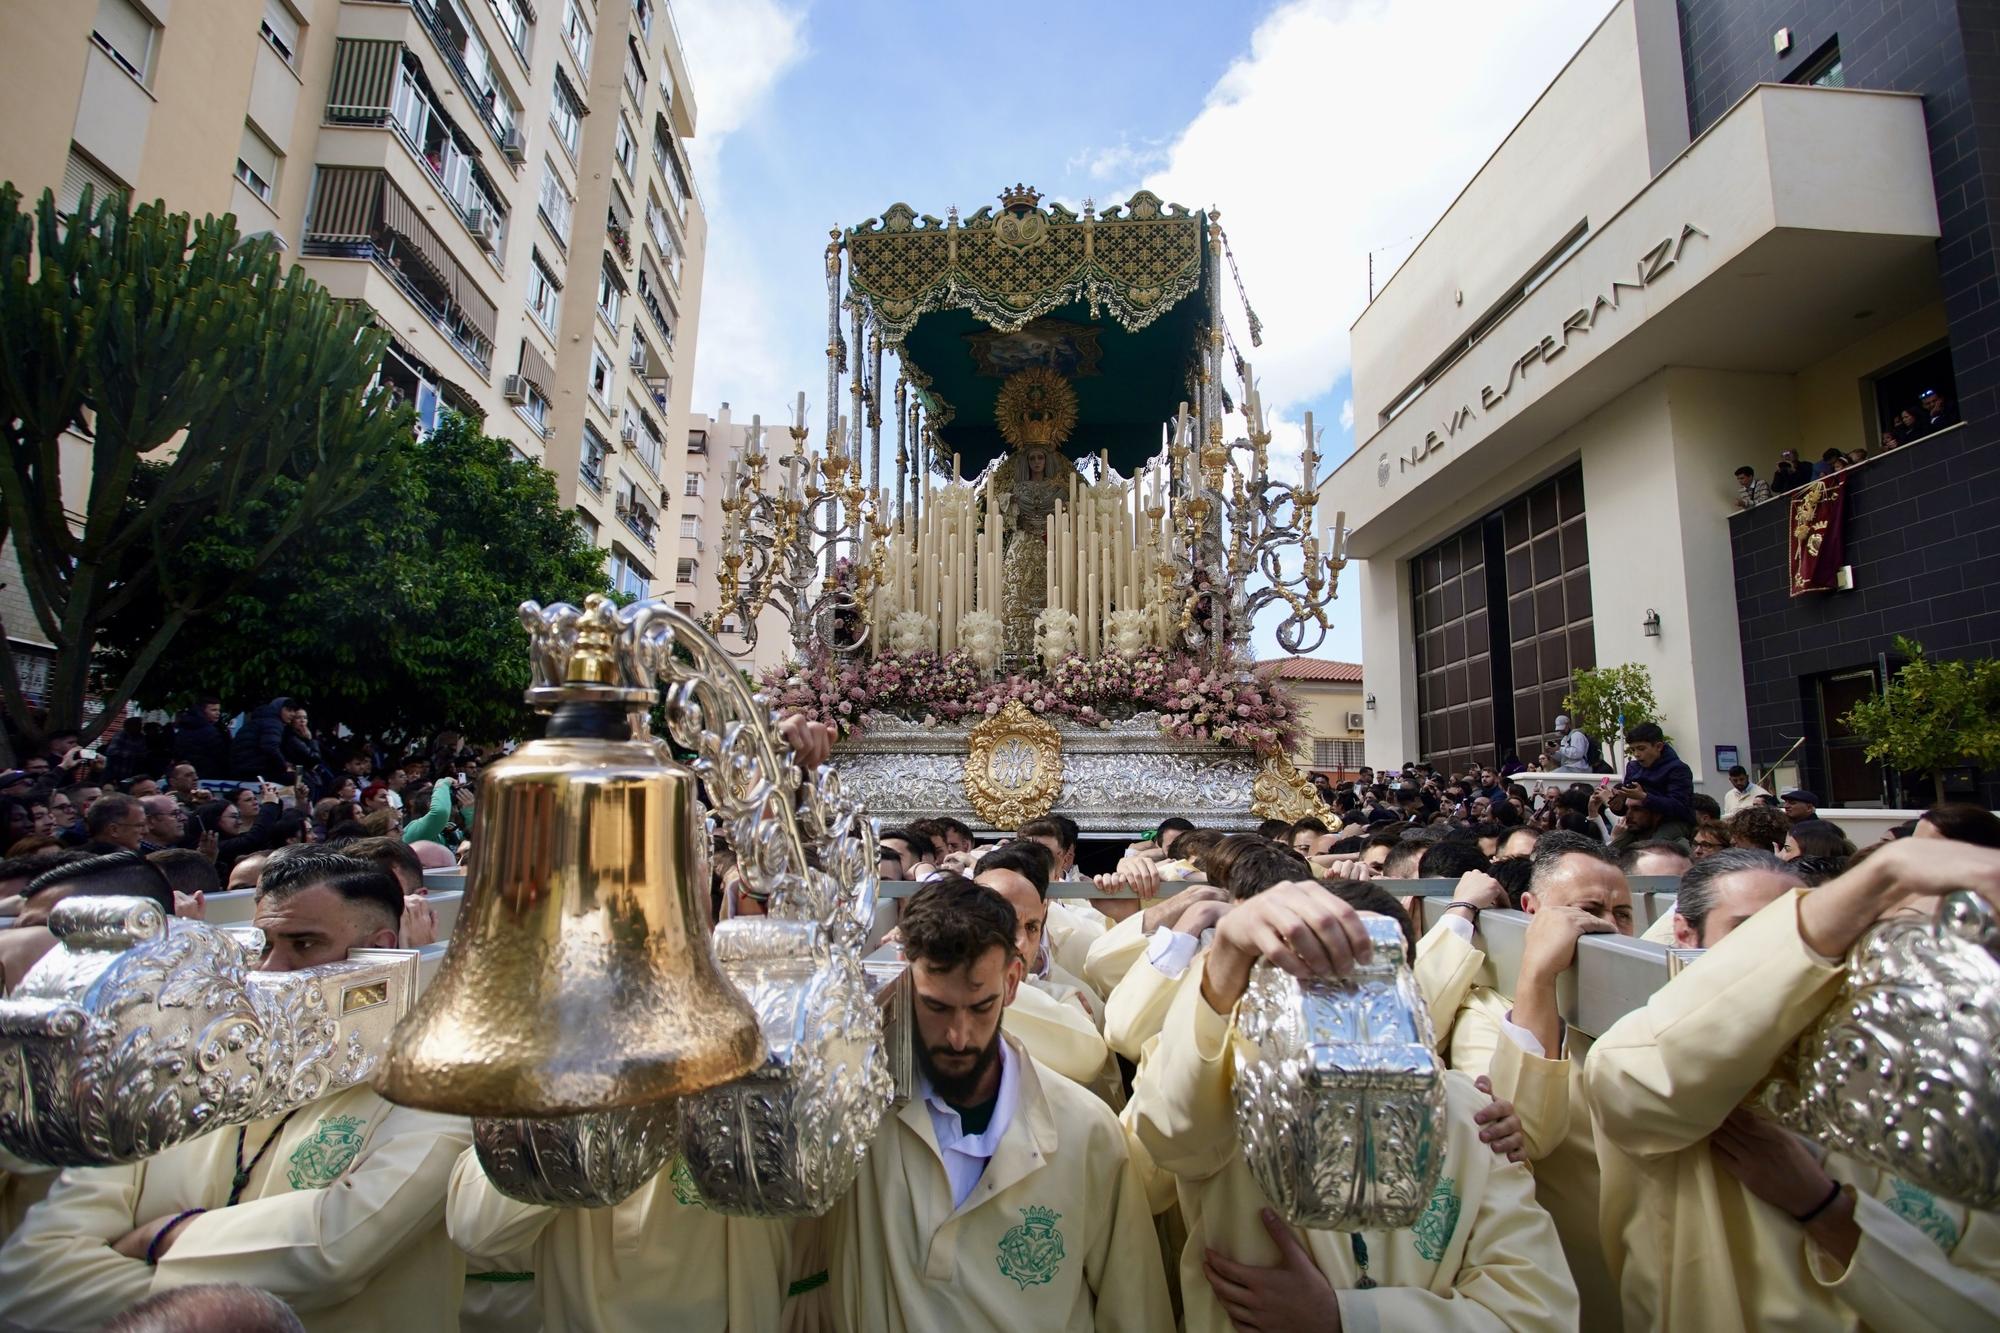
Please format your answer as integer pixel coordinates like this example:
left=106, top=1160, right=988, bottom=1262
left=172, top=708, right=230, bottom=780
left=228, top=696, right=319, bottom=782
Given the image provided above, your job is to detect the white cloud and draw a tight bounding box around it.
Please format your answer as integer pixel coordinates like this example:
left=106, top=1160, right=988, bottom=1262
left=673, top=0, right=813, bottom=419
left=1087, top=0, right=1612, bottom=425
left=671, top=0, right=809, bottom=178
left=1065, top=135, right=1172, bottom=183
left=1339, top=397, right=1354, bottom=432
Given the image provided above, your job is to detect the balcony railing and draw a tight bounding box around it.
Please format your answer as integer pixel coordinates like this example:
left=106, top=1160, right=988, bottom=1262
left=411, top=0, right=518, bottom=151
left=617, top=502, right=658, bottom=549
left=580, top=458, right=605, bottom=493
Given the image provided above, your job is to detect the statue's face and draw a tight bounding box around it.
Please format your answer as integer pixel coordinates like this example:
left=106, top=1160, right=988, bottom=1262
left=1027, top=449, right=1048, bottom=479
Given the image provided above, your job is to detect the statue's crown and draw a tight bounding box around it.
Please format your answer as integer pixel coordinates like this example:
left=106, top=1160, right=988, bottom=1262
left=999, top=183, right=1042, bottom=213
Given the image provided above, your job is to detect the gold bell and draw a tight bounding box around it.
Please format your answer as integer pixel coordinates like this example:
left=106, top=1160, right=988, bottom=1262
left=373, top=596, right=763, bottom=1117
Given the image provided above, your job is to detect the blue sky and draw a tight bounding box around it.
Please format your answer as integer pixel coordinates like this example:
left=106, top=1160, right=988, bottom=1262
left=673, top=0, right=1616, bottom=664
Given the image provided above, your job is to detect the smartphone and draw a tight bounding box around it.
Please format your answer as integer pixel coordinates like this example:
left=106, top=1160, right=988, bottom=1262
left=456, top=771, right=468, bottom=785
left=78, top=748, right=102, bottom=763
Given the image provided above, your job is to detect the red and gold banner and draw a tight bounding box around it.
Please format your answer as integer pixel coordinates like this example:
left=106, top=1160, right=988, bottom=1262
left=1789, top=474, right=1847, bottom=596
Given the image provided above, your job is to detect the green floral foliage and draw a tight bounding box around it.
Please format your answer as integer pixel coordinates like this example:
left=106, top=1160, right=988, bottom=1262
left=1843, top=637, right=2000, bottom=802
left=0, top=183, right=409, bottom=750
left=111, top=413, right=607, bottom=743
left=1562, top=664, right=1664, bottom=769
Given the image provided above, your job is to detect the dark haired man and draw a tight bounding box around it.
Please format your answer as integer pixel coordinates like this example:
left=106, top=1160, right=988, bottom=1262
left=1129, top=881, right=1575, bottom=1330
left=1021, top=815, right=1114, bottom=976
left=824, top=876, right=1170, bottom=1330
left=974, top=841, right=1115, bottom=1097
left=1441, top=829, right=1629, bottom=1327
left=1720, top=765, right=1769, bottom=819
left=0, top=854, right=472, bottom=1330
left=0, top=852, right=176, bottom=991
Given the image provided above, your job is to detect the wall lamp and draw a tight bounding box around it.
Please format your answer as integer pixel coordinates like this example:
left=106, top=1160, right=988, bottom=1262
left=1642, top=609, right=1661, bottom=638
left=1365, top=693, right=1377, bottom=711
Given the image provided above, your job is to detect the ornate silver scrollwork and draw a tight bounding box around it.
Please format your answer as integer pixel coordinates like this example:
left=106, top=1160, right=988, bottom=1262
left=472, top=1101, right=684, bottom=1208
left=1232, top=917, right=1446, bottom=1230
left=678, top=918, right=893, bottom=1216
left=832, top=710, right=1261, bottom=833
left=1771, top=890, right=2000, bottom=1209
left=0, top=898, right=418, bottom=1167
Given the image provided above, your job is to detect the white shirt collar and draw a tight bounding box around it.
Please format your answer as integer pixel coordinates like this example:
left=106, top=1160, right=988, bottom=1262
left=919, top=1034, right=1017, bottom=1154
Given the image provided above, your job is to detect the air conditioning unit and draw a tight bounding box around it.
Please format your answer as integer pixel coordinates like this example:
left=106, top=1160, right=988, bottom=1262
left=1346, top=712, right=1366, bottom=731
left=501, top=374, right=530, bottom=404
left=620, top=419, right=638, bottom=444
left=500, top=129, right=526, bottom=163
left=628, top=346, right=647, bottom=370
left=467, top=209, right=499, bottom=250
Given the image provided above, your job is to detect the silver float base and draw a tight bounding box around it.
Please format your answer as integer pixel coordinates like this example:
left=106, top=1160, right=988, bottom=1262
left=830, top=710, right=1260, bottom=835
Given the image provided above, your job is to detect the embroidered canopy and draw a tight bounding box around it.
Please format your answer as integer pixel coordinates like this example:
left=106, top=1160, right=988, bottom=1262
left=843, top=188, right=1214, bottom=475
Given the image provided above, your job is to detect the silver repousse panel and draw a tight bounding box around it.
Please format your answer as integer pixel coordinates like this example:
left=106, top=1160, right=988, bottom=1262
left=834, top=711, right=1260, bottom=832
left=1231, top=917, right=1447, bottom=1230
left=1772, top=890, right=2000, bottom=1209
left=0, top=899, right=417, bottom=1167
left=677, top=917, right=894, bottom=1216
left=472, top=1100, right=684, bottom=1208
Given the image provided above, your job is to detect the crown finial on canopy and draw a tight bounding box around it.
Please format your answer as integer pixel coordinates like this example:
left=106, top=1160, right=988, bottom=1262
left=999, top=183, right=1043, bottom=214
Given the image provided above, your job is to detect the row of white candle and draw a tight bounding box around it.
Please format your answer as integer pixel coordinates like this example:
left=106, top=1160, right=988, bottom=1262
left=866, top=454, right=1181, bottom=659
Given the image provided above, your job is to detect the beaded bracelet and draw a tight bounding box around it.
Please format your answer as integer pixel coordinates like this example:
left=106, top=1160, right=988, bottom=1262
left=146, top=1207, right=206, bottom=1265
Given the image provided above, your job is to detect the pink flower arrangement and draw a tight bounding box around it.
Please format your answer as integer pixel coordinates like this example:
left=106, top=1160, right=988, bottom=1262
left=759, top=646, right=1301, bottom=758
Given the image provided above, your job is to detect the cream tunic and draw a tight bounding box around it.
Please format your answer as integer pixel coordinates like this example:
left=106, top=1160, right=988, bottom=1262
left=1585, top=889, right=2000, bottom=1331
left=0, top=1084, right=469, bottom=1332
left=1415, top=913, right=1487, bottom=1047
left=1044, top=901, right=1108, bottom=982
left=1450, top=988, right=1618, bottom=1329
left=1005, top=974, right=1115, bottom=1091
left=1081, top=909, right=1151, bottom=999
left=447, top=1148, right=792, bottom=1332
left=1129, top=971, right=1580, bottom=1332
left=823, top=1035, right=1172, bottom=1332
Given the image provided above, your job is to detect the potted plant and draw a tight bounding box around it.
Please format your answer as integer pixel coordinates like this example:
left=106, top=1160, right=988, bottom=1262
left=1843, top=636, right=2000, bottom=805
left=1561, top=664, right=1662, bottom=774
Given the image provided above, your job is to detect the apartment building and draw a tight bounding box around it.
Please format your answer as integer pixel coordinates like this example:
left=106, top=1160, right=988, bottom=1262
left=0, top=0, right=705, bottom=652
left=681, top=405, right=795, bottom=674
left=1331, top=0, right=1996, bottom=805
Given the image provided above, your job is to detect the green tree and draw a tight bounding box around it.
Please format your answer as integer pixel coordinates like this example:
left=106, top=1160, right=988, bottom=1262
left=0, top=184, right=408, bottom=755
left=1562, top=663, right=1663, bottom=771
left=110, top=412, right=607, bottom=742
left=1842, top=636, right=2000, bottom=804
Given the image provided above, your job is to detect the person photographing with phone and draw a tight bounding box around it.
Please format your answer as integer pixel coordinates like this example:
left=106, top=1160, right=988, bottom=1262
left=1608, top=722, right=1697, bottom=846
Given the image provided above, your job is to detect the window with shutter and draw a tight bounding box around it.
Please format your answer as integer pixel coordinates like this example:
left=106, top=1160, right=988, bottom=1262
left=260, top=0, right=302, bottom=66
left=235, top=125, right=281, bottom=204
left=60, top=150, right=125, bottom=220
left=92, top=0, right=157, bottom=82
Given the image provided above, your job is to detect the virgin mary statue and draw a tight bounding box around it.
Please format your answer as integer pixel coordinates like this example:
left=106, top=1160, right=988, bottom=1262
left=989, top=367, right=1080, bottom=656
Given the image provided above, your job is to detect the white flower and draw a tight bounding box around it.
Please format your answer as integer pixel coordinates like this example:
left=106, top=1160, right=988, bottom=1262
left=958, top=610, right=1004, bottom=673
left=1034, top=608, right=1080, bottom=673
left=885, top=610, right=936, bottom=657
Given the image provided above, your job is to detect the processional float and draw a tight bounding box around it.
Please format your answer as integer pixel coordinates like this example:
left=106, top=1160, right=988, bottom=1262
left=709, top=186, right=1348, bottom=831
left=1, top=187, right=1995, bottom=1232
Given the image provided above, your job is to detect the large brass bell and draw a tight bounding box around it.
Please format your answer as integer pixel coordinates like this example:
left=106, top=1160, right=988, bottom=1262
left=373, top=596, right=763, bottom=1116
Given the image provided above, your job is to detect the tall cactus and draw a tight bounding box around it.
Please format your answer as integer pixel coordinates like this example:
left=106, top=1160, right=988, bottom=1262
left=0, top=184, right=412, bottom=752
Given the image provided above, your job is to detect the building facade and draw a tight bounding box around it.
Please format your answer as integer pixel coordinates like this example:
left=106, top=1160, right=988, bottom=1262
left=1329, top=0, right=1994, bottom=805
left=1260, top=658, right=1367, bottom=780
left=680, top=404, right=796, bottom=675
left=0, top=0, right=706, bottom=655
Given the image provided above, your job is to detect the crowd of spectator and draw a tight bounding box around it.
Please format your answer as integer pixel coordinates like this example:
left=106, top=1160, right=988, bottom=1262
left=1735, top=385, right=1960, bottom=509
left=0, top=695, right=495, bottom=985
